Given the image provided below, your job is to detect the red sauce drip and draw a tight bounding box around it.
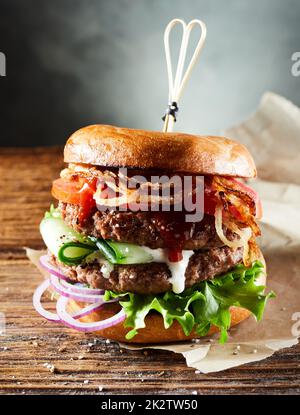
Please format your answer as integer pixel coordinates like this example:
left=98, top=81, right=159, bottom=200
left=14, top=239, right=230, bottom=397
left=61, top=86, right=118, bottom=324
left=152, top=212, right=194, bottom=262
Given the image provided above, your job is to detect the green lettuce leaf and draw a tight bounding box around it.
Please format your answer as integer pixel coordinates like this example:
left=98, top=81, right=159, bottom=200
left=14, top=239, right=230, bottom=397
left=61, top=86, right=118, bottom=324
left=44, top=204, right=61, bottom=219
left=104, top=261, right=275, bottom=343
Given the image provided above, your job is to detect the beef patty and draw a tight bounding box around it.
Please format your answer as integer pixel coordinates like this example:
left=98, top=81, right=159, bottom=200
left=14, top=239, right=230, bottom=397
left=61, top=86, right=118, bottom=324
left=58, top=202, right=238, bottom=250
left=51, top=246, right=243, bottom=294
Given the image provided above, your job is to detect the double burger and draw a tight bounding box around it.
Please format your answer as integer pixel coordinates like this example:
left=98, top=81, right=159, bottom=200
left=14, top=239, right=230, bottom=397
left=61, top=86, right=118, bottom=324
left=34, top=124, right=273, bottom=343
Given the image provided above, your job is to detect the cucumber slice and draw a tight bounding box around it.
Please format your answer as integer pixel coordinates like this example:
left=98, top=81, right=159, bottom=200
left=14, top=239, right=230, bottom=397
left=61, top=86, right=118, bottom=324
left=40, top=217, right=89, bottom=256
left=90, top=238, right=118, bottom=264
left=88, top=237, right=153, bottom=265
left=58, top=242, right=96, bottom=265
left=40, top=209, right=154, bottom=265
left=106, top=241, right=153, bottom=264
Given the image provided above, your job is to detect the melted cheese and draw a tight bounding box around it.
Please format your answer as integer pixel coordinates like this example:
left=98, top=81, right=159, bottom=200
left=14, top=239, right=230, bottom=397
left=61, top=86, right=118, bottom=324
left=142, top=247, right=194, bottom=294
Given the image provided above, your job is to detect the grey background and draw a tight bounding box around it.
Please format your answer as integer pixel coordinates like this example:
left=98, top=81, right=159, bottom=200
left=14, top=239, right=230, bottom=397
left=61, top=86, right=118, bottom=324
left=0, top=0, right=299, bottom=146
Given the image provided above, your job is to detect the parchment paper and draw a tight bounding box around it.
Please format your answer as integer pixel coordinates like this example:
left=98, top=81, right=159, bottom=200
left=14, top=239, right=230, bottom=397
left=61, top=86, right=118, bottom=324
left=28, top=92, right=300, bottom=373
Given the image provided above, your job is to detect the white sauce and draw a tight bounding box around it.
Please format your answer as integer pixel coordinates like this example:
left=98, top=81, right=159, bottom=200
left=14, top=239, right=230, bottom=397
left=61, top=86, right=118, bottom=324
left=167, top=251, right=194, bottom=293
left=100, top=261, right=114, bottom=279
left=85, top=251, right=114, bottom=279
left=142, top=247, right=194, bottom=294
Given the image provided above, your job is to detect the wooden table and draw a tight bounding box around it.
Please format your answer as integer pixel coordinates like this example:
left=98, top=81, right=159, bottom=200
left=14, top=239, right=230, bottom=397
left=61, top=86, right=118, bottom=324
left=0, top=147, right=299, bottom=395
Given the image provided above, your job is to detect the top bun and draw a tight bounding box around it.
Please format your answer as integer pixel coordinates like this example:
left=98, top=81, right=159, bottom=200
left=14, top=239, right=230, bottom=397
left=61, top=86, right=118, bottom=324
left=64, top=124, right=256, bottom=178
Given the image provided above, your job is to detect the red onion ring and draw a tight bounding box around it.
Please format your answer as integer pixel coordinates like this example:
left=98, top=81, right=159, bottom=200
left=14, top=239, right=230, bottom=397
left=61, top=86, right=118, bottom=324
left=56, top=296, right=126, bottom=332
left=32, top=279, right=60, bottom=322
left=33, top=271, right=125, bottom=334
left=50, top=275, right=105, bottom=303
left=60, top=280, right=104, bottom=295
left=33, top=279, right=118, bottom=322
left=40, top=255, right=105, bottom=295
left=39, top=255, right=72, bottom=282
left=72, top=301, right=105, bottom=319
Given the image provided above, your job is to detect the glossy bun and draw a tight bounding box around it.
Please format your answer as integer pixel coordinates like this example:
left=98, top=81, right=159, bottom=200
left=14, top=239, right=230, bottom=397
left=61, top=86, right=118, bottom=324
left=64, top=124, right=257, bottom=178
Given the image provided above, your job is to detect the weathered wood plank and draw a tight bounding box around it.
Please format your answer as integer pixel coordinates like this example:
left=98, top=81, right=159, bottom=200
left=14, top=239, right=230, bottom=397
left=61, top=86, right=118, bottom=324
left=0, top=148, right=299, bottom=395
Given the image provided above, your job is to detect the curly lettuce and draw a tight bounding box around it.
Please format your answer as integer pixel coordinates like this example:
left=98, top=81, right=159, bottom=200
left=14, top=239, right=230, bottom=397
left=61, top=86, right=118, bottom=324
left=44, top=204, right=61, bottom=219
left=104, top=261, right=275, bottom=343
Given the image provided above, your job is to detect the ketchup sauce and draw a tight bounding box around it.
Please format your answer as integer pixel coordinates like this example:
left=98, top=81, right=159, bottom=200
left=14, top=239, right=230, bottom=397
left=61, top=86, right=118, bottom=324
left=152, top=212, right=194, bottom=262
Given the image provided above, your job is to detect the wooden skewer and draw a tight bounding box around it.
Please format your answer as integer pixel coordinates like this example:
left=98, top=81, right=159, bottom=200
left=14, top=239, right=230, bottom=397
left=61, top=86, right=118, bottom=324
left=162, top=18, right=207, bottom=133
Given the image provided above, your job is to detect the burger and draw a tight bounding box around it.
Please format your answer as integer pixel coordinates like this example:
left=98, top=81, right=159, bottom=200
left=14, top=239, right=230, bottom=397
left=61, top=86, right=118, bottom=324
left=34, top=124, right=274, bottom=343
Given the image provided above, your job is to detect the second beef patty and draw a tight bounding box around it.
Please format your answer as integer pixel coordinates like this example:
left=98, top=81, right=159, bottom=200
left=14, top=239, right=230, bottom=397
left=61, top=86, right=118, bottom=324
left=51, top=245, right=243, bottom=294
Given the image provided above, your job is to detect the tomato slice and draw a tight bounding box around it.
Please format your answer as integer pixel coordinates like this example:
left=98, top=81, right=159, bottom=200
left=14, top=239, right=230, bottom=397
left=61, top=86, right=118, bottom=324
left=52, top=177, right=97, bottom=220
left=52, top=176, right=258, bottom=223
left=52, top=178, right=82, bottom=205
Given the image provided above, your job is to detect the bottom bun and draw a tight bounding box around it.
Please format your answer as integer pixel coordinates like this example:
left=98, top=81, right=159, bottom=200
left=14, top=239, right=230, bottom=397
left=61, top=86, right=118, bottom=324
left=68, top=253, right=266, bottom=344
left=68, top=301, right=253, bottom=343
